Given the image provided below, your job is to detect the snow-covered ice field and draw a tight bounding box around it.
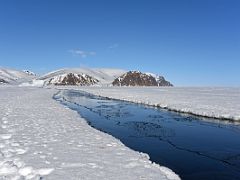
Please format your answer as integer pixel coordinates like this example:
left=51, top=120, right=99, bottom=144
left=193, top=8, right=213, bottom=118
left=75, top=87, right=240, bottom=121
left=0, top=86, right=180, bottom=180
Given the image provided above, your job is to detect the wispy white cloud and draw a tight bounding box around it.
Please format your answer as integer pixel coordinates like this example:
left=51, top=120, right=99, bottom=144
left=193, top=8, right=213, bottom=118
left=69, top=49, right=96, bottom=58
left=108, top=43, right=119, bottom=49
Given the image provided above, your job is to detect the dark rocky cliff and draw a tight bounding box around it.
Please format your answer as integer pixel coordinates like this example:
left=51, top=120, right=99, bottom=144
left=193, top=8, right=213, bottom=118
left=48, top=73, right=99, bottom=86
left=112, top=71, right=173, bottom=87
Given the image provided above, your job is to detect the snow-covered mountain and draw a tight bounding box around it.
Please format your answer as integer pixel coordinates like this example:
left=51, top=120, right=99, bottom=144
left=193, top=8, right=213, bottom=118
left=48, top=73, right=99, bottom=86
left=39, top=68, right=127, bottom=86
left=112, top=71, right=173, bottom=87
left=0, top=67, right=36, bottom=85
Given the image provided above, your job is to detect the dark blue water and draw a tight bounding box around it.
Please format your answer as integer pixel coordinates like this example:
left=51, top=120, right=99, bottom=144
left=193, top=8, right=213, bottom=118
left=54, top=90, right=240, bottom=180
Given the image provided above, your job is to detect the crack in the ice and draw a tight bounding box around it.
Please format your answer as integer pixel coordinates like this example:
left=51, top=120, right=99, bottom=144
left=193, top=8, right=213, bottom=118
left=163, top=138, right=240, bottom=171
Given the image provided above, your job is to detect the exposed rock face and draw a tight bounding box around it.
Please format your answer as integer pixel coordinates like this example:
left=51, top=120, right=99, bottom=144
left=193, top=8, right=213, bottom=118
left=156, top=76, right=173, bottom=86
left=112, top=71, right=173, bottom=87
left=48, top=73, right=99, bottom=86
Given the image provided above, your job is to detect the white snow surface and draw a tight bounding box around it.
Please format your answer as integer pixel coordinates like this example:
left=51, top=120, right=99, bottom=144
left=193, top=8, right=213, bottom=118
left=0, top=86, right=180, bottom=180
left=19, top=80, right=45, bottom=87
left=39, top=68, right=127, bottom=86
left=71, top=86, right=240, bottom=121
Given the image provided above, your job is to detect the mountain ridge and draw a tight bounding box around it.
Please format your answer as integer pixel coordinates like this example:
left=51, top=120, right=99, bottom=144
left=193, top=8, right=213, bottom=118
left=0, top=67, right=173, bottom=87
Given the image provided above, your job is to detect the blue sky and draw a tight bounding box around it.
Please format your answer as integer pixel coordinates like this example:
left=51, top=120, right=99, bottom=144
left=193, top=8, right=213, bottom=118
left=0, top=0, right=239, bottom=86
